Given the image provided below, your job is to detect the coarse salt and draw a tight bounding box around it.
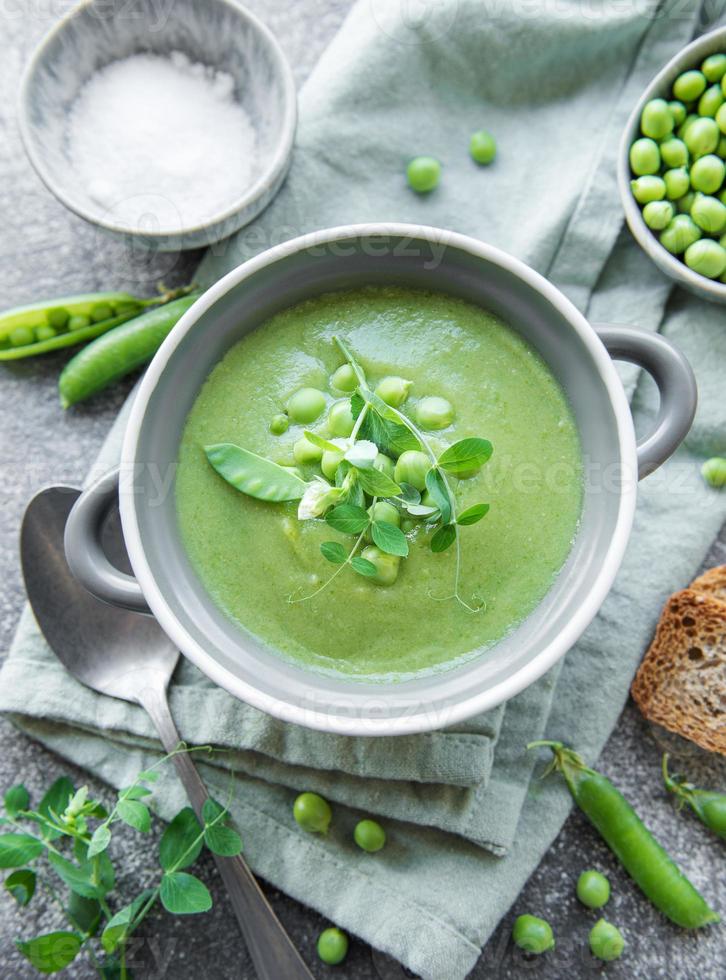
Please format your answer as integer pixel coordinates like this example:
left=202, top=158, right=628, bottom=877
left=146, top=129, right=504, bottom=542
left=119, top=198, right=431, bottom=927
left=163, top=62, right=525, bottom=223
left=66, top=50, right=257, bottom=232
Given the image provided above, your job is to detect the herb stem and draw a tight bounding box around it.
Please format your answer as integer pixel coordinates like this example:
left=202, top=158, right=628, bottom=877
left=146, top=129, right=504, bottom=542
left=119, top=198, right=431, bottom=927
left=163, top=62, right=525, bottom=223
left=289, top=525, right=370, bottom=604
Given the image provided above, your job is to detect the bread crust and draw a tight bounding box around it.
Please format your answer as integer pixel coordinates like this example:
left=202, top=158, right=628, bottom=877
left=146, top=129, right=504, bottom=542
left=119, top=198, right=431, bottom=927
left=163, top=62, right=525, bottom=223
left=690, top=564, right=726, bottom=604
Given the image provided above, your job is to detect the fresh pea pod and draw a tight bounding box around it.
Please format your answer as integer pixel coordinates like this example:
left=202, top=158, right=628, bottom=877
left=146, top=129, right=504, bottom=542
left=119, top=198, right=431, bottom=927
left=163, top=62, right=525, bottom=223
left=205, top=444, right=307, bottom=502
left=58, top=294, right=200, bottom=407
left=0, top=292, right=154, bottom=360
left=529, top=741, right=719, bottom=929
left=663, top=754, right=726, bottom=840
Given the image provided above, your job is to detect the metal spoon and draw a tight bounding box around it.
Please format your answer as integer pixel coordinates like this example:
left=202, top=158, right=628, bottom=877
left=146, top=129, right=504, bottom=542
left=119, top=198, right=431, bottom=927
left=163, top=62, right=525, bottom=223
left=20, top=486, right=314, bottom=980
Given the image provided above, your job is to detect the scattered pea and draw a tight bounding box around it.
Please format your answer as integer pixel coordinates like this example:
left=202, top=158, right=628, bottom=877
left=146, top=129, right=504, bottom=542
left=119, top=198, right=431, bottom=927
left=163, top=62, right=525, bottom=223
left=629, top=137, right=660, bottom=176
left=328, top=399, right=355, bottom=437
left=68, top=314, right=91, bottom=331
left=375, top=375, right=411, bottom=407
left=663, top=167, right=690, bottom=200
left=630, top=175, right=666, bottom=204
left=668, top=100, right=687, bottom=126
left=642, top=200, right=674, bottom=230
left=90, top=302, right=114, bottom=322
left=9, top=325, right=34, bottom=347
left=691, top=193, right=726, bottom=234
left=690, top=154, right=725, bottom=193
left=677, top=113, right=699, bottom=140
left=589, top=919, right=625, bottom=962
left=368, top=501, right=400, bottom=527
left=511, top=914, right=555, bottom=955
left=673, top=69, right=707, bottom=103
left=576, top=870, right=611, bottom=909
left=293, top=792, right=332, bottom=834
left=660, top=137, right=688, bottom=169
left=354, top=818, right=387, bottom=852
left=270, top=413, right=289, bottom=436
left=702, top=53, right=726, bottom=83
left=416, top=395, right=455, bottom=429
left=34, top=324, right=57, bottom=342
left=47, top=307, right=69, bottom=329
left=317, top=927, right=349, bottom=966
left=684, top=116, right=719, bottom=157
left=293, top=437, right=324, bottom=465
left=676, top=191, right=696, bottom=214
left=321, top=447, right=344, bottom=480
left=685, top=237, right=726, bottom=278
left=373, top=452, right=396, bottom=479
left=407, top=156, right=441, bottom=193
left=360, top=545, right=400, bottom=586
left=330, top=363, right=357, bottom=392
left=469, top=129, right=497, bottom=165
left=640, top=98, right=673, bottom=139
left=394, top=450, right=430, bottom=491
left=287, top=387, right=326, bottom=424
left=660, top=214, right=701, bottom=254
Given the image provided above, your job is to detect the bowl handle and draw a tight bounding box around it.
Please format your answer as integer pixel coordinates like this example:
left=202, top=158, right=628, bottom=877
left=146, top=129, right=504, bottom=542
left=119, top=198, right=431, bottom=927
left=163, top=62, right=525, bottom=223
left=594, top=324, right=697, bottom=480
left=64, top=467, right=150, bottom=613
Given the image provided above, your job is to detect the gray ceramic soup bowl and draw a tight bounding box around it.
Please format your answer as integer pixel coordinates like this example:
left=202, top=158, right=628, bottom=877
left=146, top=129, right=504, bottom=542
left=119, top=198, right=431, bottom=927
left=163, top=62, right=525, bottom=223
left=19, top=0, right=296, bottom=251
left=64, top=224, right=697, bottom=736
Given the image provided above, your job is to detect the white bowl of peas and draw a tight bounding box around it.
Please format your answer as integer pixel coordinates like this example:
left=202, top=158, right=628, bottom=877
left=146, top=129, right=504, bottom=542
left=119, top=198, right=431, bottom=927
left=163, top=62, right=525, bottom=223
left=619, top=26, right=726, bottom=304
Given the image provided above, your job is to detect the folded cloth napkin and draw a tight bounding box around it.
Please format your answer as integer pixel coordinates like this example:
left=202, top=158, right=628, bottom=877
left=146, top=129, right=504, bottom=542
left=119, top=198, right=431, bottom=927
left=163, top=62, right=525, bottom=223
left=3, top=1, right=726, bottom=978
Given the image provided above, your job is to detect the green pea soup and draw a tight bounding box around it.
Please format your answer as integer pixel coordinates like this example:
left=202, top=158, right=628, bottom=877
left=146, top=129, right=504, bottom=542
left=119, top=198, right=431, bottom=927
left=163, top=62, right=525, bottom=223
left=176, top=286, right=583, bottom=680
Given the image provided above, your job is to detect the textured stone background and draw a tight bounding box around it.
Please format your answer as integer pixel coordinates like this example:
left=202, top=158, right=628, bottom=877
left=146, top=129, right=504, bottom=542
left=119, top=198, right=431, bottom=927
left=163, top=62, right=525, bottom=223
left=0, top=2, right=723, bottom=978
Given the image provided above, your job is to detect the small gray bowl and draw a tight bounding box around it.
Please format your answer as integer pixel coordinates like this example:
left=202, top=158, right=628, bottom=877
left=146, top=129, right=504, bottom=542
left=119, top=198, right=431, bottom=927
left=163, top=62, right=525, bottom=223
left=18, top=0, right=297, bottom=251
left=618, top=26, right=726, bottom=305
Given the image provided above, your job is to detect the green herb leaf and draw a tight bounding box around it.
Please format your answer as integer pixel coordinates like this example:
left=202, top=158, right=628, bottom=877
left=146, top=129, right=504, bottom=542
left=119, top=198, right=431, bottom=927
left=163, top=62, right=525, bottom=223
left=350, top=391, right=366, bottom=419
left=4, top=868, right=36, bottom=906
left=355, top=466, right=401, bottom=498
left=320, top=541, right=347, bottom=564
left=205, top=443, right=307, bottom=502
left=397, top=483, right=420, bottom=504
left=117, top=799, right=151, bottom=833
left=431, top=524, right=457, bottom=553
left=87, top=825, right=112, bottom=859
left=48, top=851, right=115, bottom=899
left=0, top=833, right=44, bottom=868
left=119, top=785, right=152, bottom=800
left=159, top=807, right=203, bottom=871
left=325, top=504, right=369, bottom=534
left=304, top=430, right=340, bottom=453
left=204, top=824, right=243, bottom=857
left=16, top=931, right=82, bottom=973
left=359, top=406, right=420, bottom=457
left=425, top=468, right=452, bottom=524
left=38, top=777, right=75, bottom=839
left=437, top=438, right=493, bottom=476
left=457, top=503, right=490, bottom=526
left=136, top=770, right=159, bottom=783
left=201, top=798, right=225, bottom=823
left=67, top=893, right=101, bottom=936
left=371, top=521, right=409, bottom=557
left=405, top=503, right=439, bottom=518
left=351, top=557, right=378, bottom=578
left=101, top=891, right=154, bottom=953
left=160, top=871, right=212, bottom=915
left=4, top=785, right=29, bottom=817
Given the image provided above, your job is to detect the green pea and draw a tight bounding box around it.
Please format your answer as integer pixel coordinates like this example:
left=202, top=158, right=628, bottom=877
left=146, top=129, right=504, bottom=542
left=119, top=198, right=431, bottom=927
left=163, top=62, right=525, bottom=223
left=394, top=450, right=430, bottom=491
left=677, top=113, right=699, bottom=140
left=660, top=137, right=688, bottom=169
left=68, top=314, right=91, bottom=331
left=407, top=156, right=441, bottom=193
left=287, top=387, right=326, bottom=424
left=9, top=325, right=34, bottom=347
left=328, top=399, right=355, bottom=437
left=716, top=102, right=726, bottom=135
left=293, top=792, right=332, bottom=834
left=47, top=307, right=69, bottom=329
left=321, top=447, right=344, bottom=480
left=690, top=154, right=725, bottom=193
left=690, top=193, right=726, bottom=233
left=34, top=324, right=57, bottom=342
left=718, top=136, right=726, bottom=159
left=293, top=437, right=323, bottom=465
left=576, top=870, right=611, bottom=909
left=702, top=53, right=726, bottom=83
left=416, top=395, right=455, bottom=429
left=374, top=375, right=411, bottom=408
left=330, top=363, right=357, bottom=392
left=90, top=302, right=114, bottom=322
left=317, top=927, right=348, bottom=966
left=660, top=214, right=701, bottom=254
left=643, top=200, right=675, bottom=230
left=668, top=100, right=687, bottom=126
left=640, top=98, right=673, bottom=139
left=699, top=84, right=724, bottom=118
left=589, top=919, right=625, bottom=962
left=360, top=545, right=401, bottom=586
left=354, top=818, right=386, bottom=852
left=401, top=518, right=416, bottom=533
left=511, top=914, right=555, bottom=955
left=469, top=128, right=496, bottom=164
left=270, top=413, right=289, bottom=436
left=630, top=175, right=666, bottom=204
left=629, top=137, right=660, bottom=176
left=676, top=191, right=696, bottom=213
left=368, top=501, right=400, bottom=527
left=673, top=69, right=707, bottom=103
left=685, top=238, right=726, bottom=278
left=663, top=167, right=690, bottom=200
left=684, top=116, right=720, bottom=157
left=373, top=452, right=395, bottom=479
left=701, top=456, right=726, bottom=487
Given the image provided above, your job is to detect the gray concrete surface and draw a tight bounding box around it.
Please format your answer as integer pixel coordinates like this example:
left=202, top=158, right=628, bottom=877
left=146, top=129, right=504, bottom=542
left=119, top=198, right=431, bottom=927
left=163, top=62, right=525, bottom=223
left=0, top=2, right=723, bottom=978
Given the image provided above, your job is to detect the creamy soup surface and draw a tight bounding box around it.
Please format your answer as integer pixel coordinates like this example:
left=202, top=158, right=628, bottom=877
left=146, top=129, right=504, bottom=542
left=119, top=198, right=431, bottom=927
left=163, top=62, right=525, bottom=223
left=176, top=286, right=583, bottom=680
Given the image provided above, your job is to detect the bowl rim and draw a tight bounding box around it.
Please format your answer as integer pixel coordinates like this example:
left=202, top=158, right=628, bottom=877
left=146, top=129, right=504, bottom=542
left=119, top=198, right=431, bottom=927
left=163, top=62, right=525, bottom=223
left=120, top=222, right=638, bottom=735
left=17, top=0, right=297, bottom=240
left=617, top=25, right=726, bottom=301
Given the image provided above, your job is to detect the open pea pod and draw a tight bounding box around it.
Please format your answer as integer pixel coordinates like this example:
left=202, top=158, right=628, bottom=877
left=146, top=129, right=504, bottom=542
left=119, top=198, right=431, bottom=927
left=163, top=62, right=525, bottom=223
left=0, top=291, right=155, bottom=361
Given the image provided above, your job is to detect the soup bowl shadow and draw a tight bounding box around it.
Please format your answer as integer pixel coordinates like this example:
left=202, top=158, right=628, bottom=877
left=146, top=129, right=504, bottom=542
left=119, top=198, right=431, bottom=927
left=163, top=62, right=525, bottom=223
left=64, top=224, right=696, bottom=735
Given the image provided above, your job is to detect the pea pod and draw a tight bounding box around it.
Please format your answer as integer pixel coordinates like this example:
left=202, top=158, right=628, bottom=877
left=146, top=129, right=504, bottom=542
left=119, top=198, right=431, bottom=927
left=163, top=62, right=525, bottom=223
left=58, top=293, right=201, bottom=407
left=0, top=292, right=153, bottom=360
left=663, top=754, right=726, bottom=840
left=529, top=741, right=719, bottom=929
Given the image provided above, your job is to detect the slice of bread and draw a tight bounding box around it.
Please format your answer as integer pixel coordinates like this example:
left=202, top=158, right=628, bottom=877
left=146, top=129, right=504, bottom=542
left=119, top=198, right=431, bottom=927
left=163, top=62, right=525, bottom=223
left=631, top=588, right=726, bottom=755
left=690, top=564, right=726, bottom=604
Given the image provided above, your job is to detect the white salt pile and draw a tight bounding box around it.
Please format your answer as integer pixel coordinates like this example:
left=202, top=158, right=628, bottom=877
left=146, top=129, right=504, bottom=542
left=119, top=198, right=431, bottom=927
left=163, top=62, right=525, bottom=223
left=67, top=50, right=257, bottom=232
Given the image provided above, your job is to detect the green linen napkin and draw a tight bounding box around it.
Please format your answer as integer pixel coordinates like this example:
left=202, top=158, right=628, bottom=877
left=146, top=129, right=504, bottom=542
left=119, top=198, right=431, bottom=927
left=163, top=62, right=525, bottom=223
left=3, top=1, right=726, bottom=978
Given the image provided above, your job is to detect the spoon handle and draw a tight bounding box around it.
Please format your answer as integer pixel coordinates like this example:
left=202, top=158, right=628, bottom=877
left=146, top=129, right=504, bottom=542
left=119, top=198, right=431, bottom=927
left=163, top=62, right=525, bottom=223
left=139, top=686, right=314, bottom=980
